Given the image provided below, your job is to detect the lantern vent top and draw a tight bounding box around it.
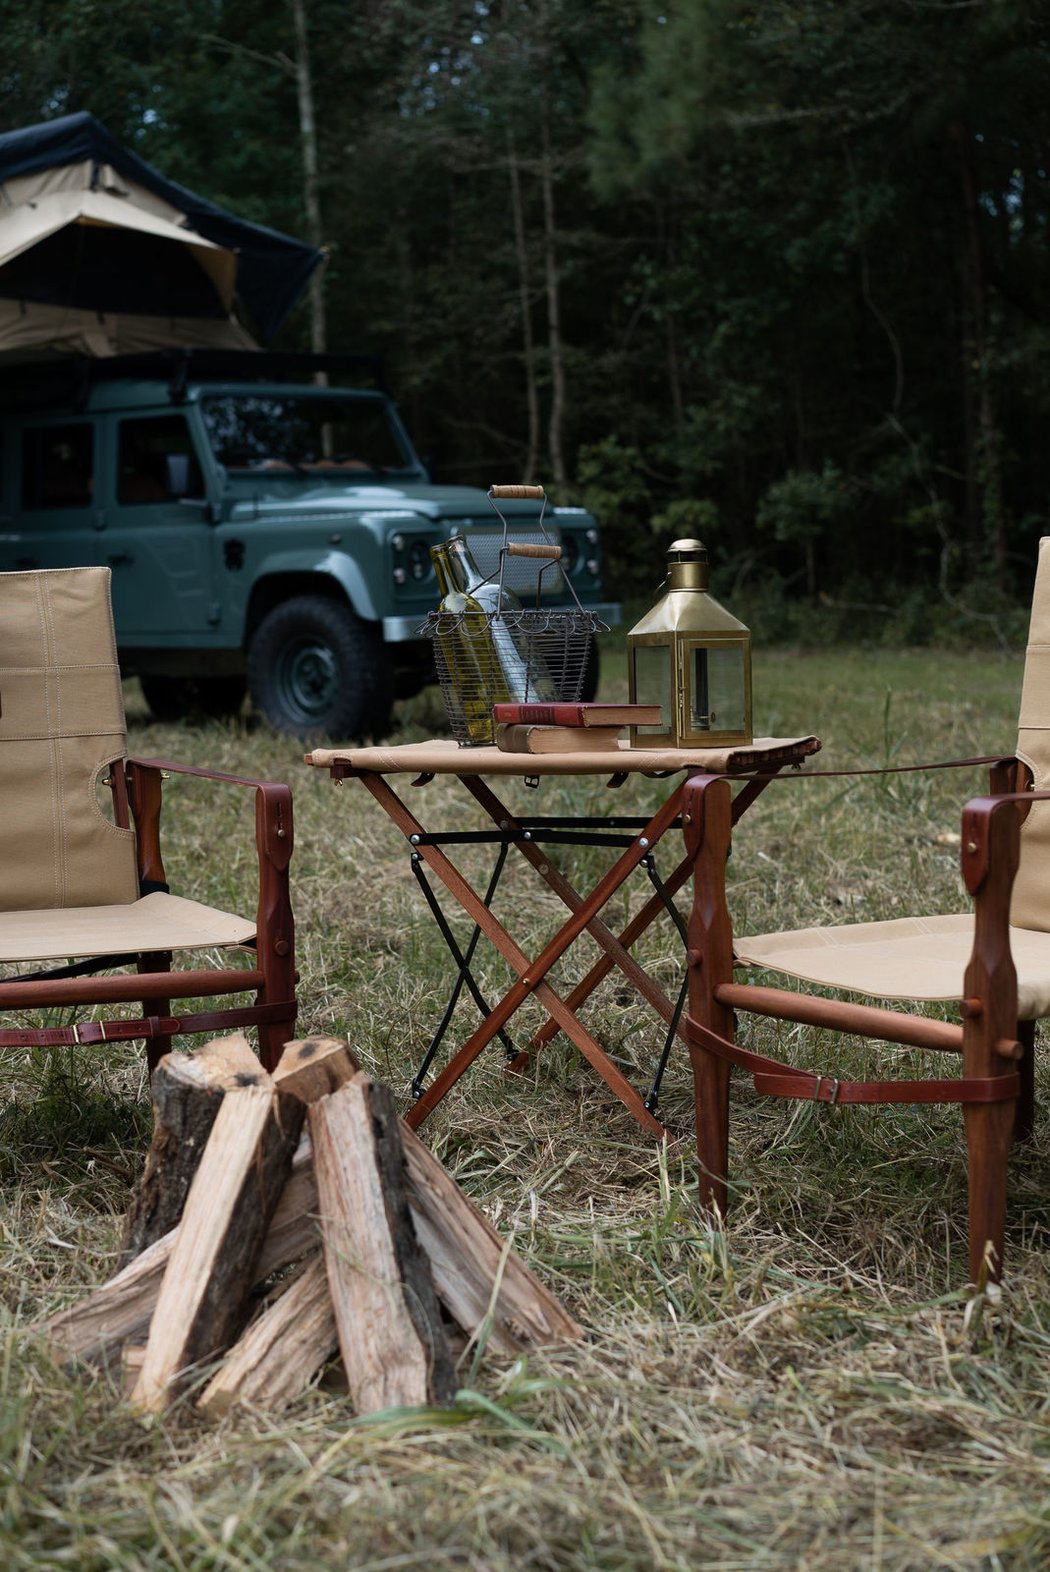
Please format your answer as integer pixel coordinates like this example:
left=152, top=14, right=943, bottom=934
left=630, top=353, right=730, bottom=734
left=667, top=538, right=710, bottom=591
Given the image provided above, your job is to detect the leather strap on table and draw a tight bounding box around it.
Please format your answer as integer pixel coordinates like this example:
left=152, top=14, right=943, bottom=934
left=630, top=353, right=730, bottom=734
left=0, top=999, right=296, bottom=1048
left=685, top=1015, right=1020, bottom=1105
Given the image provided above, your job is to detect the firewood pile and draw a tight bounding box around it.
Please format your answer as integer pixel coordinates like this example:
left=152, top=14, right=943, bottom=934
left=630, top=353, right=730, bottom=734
left=40, top=1034, right=582, bottom=1417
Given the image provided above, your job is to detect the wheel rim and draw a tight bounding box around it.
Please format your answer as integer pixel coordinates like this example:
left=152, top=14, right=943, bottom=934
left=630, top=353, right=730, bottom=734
left=275, top=635, right=340, bottom=722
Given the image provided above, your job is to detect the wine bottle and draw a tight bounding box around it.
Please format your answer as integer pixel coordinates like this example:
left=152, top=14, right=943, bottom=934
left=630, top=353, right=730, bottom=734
left=430, top=541, right=505, bottom=742
left=441, top=536, right=556, bottom=703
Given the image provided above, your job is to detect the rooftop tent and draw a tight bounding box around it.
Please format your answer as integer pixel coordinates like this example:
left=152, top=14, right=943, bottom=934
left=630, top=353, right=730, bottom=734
left=0, top=112, right=323, bottom=357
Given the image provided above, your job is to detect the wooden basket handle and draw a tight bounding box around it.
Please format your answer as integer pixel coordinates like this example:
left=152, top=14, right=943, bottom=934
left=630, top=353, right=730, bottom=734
left=488, top=484, right=546, bottom=500
left=505, top=542, right=562, bottom=560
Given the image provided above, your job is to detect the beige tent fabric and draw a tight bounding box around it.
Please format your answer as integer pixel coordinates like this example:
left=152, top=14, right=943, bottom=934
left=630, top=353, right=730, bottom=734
left=735, top=914, right=1050, bottom=1021
left=0, top=156, right=256, bottom=356
left=2, top=159, right=193, bottom=223
left=0, top=891, right=254, bottom=964
left=0, top=188, right=236, bottom=306
left=0, top=300, right=255, bottom=358
left=732, top=536, right=1050, bottom=1009
left=0, top=567, right=139, bottom=911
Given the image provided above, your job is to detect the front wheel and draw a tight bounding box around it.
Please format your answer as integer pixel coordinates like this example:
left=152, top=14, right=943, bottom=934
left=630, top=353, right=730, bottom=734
left=246, top=596, right=393, bottom=740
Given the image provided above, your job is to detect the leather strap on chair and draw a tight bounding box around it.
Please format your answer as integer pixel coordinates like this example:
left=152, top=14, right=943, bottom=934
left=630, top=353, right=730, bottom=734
left=0, top=1000, right=296, bottom=1048
left=685, top=1015, right=1021, bottom=1105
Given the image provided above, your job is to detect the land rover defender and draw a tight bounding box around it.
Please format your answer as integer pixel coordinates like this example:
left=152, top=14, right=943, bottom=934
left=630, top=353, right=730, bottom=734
left=0, top=351, right=617, bottom=736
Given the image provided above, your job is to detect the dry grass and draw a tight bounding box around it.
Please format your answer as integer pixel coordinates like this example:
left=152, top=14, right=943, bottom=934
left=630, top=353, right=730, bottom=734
left=4, top=641, right=1050, bottom=1570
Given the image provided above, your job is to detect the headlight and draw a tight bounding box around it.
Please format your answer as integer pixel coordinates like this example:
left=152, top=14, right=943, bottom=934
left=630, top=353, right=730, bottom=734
left=408, top=541, right=431, bottom=581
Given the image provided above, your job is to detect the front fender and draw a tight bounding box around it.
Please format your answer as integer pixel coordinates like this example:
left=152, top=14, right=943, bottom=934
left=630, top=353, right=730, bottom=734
left=249, top=549, right=381, bottom=622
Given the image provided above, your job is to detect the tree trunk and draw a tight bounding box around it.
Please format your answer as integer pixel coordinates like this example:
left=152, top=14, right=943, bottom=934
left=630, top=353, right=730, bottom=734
left=540, top=101, right=567, bottom=487
left=508, top=132, right=540, bottom=483
left=953, top=119, right=1005, bottom=588
left=292, top=0, right=327, bottom=360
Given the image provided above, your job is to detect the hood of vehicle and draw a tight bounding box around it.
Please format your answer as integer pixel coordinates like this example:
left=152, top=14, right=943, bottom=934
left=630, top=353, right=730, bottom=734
left=224, top=480, right=546, bottom=523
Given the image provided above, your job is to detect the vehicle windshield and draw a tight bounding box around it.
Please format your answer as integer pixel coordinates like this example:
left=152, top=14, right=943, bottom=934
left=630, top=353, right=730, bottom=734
left=200, top=392, right=416, bottom=476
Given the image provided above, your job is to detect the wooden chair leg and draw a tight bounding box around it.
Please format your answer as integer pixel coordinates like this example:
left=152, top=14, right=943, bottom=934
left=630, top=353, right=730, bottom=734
left=690, top=1044, right=731, bottom=1216
left=138, top=951, right=173, bottom=1076
left=684, top=775, right=736, bottom=1221
left=961, top=793, right=1023, bottom=1284
left=964, top=1099, right=1015, bottom=1285
left=1014, top=1019, right=1037, bottom=1144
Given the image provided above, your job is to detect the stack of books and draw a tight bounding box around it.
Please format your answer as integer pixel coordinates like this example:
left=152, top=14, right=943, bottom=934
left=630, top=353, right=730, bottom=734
left=491, top=701, right=662, bottom=754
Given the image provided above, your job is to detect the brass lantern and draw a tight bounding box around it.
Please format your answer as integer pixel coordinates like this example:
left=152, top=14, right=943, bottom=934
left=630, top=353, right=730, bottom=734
left=627, top=538, right=752, bottom=749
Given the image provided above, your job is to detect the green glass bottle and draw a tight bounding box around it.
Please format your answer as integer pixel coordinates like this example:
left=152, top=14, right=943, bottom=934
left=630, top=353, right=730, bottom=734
left=442, top=536, right=556, bottom=703
left=430, top=540, right=510, bottom=743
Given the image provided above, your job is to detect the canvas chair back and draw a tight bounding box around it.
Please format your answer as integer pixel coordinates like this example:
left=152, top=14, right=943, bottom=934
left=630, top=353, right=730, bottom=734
left=1012, top=535, right=1050, bottom=929
left=0, top=567, right=138, bottom=911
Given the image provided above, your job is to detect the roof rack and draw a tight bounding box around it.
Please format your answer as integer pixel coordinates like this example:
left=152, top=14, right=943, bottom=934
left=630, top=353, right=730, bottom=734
left=0, top=349, right=388, bottom=413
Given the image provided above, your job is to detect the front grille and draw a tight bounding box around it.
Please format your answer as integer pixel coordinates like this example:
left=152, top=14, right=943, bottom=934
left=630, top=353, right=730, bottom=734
left=464, top=526, right=566, bottom=598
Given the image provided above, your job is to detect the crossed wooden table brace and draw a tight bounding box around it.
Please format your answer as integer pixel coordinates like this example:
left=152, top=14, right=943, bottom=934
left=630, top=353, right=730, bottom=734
left=306, top=736, right=819, bottom=1138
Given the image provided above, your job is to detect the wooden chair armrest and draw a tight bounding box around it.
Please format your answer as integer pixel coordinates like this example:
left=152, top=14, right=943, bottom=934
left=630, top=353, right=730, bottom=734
left=124, top=759, right=293, bottom=899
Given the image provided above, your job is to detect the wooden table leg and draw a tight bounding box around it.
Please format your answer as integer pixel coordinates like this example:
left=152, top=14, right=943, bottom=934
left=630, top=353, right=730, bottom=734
left=358, top=772, right=670, bottom=1139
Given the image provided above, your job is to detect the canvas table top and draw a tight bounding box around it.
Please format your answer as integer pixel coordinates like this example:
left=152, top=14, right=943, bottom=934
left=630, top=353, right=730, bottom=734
left=304, top=734, right=821, bottom=779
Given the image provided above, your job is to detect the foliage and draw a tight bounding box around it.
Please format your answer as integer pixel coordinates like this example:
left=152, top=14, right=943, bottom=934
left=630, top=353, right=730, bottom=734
left=1, top=0, right=1050, bottom=615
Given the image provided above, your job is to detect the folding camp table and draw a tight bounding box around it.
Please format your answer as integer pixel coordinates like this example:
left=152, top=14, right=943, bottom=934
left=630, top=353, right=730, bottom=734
left=305, top=735, right=820, bottom=1137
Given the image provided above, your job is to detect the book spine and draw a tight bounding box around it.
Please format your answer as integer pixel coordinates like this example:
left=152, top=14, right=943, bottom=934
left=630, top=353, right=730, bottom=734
left=492, top=703, right=585, bottom=726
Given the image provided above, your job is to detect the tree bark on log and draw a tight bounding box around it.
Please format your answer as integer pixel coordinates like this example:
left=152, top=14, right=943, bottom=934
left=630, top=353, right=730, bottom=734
left=119, top=1033, right=265, bottom=1266
left=401, top=1124, right=583, bottom=1354
left=131, top=1079, right=306, bottom=1412
left=44, top=1132, right=318, bottom=1368
left=197, top=1254, right=336, bottom=1418
left=310, top=1077, right=457, bottom=1414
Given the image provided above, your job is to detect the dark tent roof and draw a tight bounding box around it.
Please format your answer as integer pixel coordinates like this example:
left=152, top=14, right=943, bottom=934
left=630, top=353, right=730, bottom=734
left=0, top=112, right=322, bottom=341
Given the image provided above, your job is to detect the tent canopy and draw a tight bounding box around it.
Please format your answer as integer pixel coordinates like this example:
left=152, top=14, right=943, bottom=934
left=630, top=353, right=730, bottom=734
left=0, top=112, right=322, bottom=353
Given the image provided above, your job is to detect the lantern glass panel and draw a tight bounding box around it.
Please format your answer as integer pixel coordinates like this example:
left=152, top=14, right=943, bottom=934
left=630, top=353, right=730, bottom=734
left=688, top=642, right=746, bottom=734
left=631, top=644, right=671, bottom=734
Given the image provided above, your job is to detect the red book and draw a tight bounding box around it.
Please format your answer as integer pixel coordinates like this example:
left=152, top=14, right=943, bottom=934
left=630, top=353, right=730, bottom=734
left=491, top=701, right=661, bottom=727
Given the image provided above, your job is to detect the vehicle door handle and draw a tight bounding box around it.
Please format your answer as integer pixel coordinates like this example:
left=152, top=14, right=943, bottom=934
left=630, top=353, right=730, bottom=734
left=107, top=552, right=134, bottom=567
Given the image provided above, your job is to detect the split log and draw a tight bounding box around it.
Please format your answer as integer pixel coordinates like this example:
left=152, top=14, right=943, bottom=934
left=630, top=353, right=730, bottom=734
left=44, top=1110, right=581, bottom=1371
left=131, top=1074, right=306, bottom=1412
left=311, top=1077, right=457, bottom=1414
left=196, top=1255, right=336, bottom=1418
left=272, top=1035, right=359, bottom=1101
left=119, top=1032, right=264, bottom=1266
left=43, top=1133, right=317, bottom=1368
left=400, top=1125, right=583, bottom=1354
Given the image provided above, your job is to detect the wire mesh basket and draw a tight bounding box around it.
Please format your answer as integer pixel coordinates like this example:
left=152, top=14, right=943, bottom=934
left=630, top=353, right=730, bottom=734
left=422, top=605, right=603, bottom=745
left=420, top=483, right=608, bottom=746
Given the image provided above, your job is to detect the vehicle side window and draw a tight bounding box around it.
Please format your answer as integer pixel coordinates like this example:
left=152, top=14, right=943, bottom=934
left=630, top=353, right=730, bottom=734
left=118, top=416, right=203, bottom=505
left=22, top=424, right=93, bottom=509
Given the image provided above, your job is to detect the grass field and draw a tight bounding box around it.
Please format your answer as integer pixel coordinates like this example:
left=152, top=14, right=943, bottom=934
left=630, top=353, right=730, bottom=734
left=4, top=638, right=1050, bottom=1571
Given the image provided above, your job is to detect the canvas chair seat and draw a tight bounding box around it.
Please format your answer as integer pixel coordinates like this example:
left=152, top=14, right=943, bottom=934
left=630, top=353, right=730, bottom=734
left=736, top=914, right=1050, bottom=1020
left=682, top=534, right=1050, bottom=1286
left=0, top=891, right=255, bottom=966
left=0, top=565, right=296, bottom=1071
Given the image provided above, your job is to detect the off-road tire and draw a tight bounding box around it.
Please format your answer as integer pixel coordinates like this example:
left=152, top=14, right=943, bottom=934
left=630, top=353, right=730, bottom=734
left=246, top=595, right=393, bottom=740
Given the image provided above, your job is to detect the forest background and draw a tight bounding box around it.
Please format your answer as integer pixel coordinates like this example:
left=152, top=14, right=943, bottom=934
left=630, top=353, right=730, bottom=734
left=3, top=0, right=1048, bottom=644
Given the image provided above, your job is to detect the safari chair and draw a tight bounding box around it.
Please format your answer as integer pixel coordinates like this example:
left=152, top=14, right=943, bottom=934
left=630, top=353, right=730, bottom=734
left=0, top=566, right=295, bottom=1072
left=683, top=537, right=1050, bottom=1286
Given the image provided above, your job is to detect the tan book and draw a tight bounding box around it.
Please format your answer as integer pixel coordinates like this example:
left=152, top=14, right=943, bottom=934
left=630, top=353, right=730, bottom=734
left=495, top=723, right=624, bottom=754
